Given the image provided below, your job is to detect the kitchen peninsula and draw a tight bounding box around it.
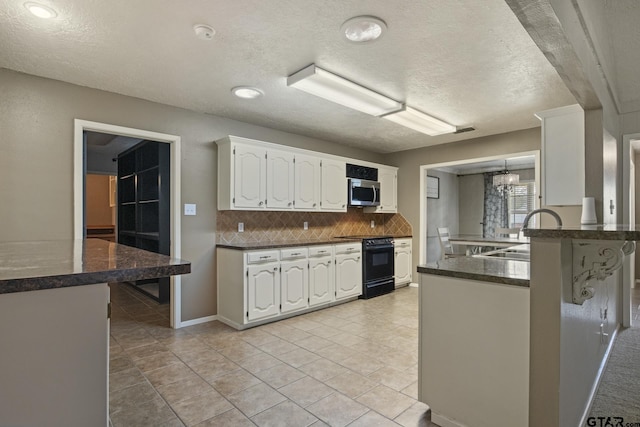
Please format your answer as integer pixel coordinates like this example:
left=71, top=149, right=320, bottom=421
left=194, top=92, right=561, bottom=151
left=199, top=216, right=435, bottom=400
left=417, top=257, right=530, bottom=427
left=0, top=239, right=190, bottom=427
left=418, top=226, right=640, bottom=427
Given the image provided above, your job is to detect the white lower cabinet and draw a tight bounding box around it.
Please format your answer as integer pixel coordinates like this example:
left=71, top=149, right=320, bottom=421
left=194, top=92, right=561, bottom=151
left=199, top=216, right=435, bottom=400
left=280, top=248, right=309, bottom=314
left=308, top=246, right=334, bottom=307
left=394, top=238, right=412, bottom=286
left=217, top=243, right=361, bottom=329
left=247, top=262, right=280, bottom=321
left=334, top=243, right=362, bottom=300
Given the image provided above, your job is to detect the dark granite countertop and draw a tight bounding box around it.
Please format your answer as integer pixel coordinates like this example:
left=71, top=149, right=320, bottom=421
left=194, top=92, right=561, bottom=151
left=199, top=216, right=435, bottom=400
left=418, top=257, right=530, bottom=287
left=218, top=235, right=413, bottom=250
left=524, top=225, right=640, bottom=240
left=0, top=239, right=191, bottom=294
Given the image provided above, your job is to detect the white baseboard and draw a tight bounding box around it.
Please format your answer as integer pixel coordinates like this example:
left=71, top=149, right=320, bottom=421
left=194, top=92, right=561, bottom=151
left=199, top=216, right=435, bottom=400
left=179, top=315, right=218, bottom=328
left=431, top=411, right=467, bottom=427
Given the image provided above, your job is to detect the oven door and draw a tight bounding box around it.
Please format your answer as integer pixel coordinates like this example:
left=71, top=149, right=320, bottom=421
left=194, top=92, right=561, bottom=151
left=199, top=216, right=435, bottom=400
left=363, top=244, right=394, bottom=283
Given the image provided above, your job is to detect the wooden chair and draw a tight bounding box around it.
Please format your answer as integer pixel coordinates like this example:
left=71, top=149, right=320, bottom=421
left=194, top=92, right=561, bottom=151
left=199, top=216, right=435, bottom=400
left=495, top=227, right=520, bottom=238
left=437, top=227, right=465, bottom=260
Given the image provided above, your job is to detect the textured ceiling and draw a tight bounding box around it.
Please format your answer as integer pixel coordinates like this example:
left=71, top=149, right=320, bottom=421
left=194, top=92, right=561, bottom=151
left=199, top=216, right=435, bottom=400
left=576, top=0, right=640, bottom=114
left=0, top=0, right=579, bottom=153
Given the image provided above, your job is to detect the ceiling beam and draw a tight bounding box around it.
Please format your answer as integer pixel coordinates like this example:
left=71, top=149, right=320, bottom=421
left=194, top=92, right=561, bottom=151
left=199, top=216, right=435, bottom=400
left=504, top=0, right=601, bottom=111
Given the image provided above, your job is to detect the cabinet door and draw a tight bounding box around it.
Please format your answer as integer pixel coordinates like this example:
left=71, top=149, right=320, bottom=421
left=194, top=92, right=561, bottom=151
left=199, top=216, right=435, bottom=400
left=267, top=149, right=295, bottom=209
left=247, top=263, right=280, bottom=321
left=309, top=257, right=334, bottom=306
left=234, top=144, right=267, bottom=209
left=294, top=154, right=321, bottom=210
left=321, top=158, right=347, bottom=211
left=378, top=167, right=397, bottom=213
left=335, top=253, right=362, bottom=299
left=280, top=259, right=309, bottom=313
left=394, top=244, right=412, bottom=285
left=536, top=104, right=584, bottom=206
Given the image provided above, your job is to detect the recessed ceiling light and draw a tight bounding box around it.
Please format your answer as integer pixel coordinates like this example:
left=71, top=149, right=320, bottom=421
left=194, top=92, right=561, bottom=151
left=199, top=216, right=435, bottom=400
left=24, top=2, right=57, bottom=19
left=193, top=24, right=216, bottom=40
left=232, top=86, right=264, bottom=99
left=341, top=16, right=386, bottom=43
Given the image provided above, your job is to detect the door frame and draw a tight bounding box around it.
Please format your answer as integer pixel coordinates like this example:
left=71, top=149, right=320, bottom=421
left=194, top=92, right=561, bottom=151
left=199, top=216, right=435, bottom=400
left=73, top=119, right=183, bottom=328
left=419, top=150, right=541, bottom=265
left=622, top=132, right=640, bottom=327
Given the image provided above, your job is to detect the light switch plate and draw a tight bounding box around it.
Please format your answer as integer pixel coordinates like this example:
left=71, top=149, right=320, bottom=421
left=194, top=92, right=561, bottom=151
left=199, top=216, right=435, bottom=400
left=238, top=222, right=244, bottom=232
left=370, top=220, right=375, bottom=228
left=184, top=204, right=196, bottom=216
left=303, top=221, right=308, bottom=230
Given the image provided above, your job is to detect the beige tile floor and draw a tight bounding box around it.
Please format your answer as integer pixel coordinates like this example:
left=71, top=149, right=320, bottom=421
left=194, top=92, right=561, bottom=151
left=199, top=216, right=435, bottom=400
left=108, top=283, right=435, bottom=426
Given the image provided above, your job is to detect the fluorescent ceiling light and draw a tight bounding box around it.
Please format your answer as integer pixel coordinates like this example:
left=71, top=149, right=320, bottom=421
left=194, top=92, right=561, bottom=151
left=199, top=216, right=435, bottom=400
left=382, top=106, right=456, bottom=136
left=24, top=2, right=57, bottom=18
left=287, top=64, right=402, bottom=116
left=341, top=16, right=386, bottom=43
left=232, top=86, right=263, bottom=99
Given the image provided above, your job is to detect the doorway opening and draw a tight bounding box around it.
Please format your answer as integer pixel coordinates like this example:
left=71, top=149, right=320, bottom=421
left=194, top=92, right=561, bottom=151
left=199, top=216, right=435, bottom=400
left=419, top=150, right=540, bottom=264
left=74, top=120, right=183, bottom=328
left=622, top=133, right=640, bottom=327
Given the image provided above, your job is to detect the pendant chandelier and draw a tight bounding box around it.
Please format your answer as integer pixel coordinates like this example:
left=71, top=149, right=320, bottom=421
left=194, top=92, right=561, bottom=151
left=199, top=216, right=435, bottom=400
left=493, top=160, right=520, bottom=190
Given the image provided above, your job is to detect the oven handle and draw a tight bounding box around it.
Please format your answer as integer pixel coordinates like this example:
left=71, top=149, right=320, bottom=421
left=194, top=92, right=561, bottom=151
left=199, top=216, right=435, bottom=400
left=365, top=243, right=394, bottom=251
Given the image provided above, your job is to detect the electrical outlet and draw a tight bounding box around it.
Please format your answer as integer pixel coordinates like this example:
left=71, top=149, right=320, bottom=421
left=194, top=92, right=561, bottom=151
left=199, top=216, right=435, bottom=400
left=370, top=220, right=375, bottom=228
left=303, top=221, right=308, bottom=230
left=238, top=222, right=244, bottom=232
left=184, top=204, right=196, bottom=216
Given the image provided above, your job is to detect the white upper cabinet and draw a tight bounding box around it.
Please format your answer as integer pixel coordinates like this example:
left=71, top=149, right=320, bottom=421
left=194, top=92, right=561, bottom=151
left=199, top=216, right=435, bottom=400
left=365, top=166, right=397, bottom=213
left=217, top=136, right=393, bottom=213
left=234, top=144, right=267, bottom=209
left=535, top=104, right=585, bottom=206
left=294, top=154, right=321, bottom=210
left=320, top=158, right=347, bottom=211
left=266, top=149, right=295, bottom=209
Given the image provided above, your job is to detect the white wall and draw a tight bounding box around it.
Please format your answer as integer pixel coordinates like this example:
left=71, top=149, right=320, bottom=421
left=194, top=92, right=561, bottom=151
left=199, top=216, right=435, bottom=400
left=0, top=68, right=385, bottom=322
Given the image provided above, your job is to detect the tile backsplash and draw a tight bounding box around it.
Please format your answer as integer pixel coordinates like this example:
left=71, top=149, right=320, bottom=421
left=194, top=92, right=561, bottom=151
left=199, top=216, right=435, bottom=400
left=216, top=209, right=412, bottom=244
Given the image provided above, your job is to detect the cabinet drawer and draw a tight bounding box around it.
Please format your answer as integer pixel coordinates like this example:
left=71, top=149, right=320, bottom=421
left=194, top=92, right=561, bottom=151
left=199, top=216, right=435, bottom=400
left=246, top=250, right=280, bottom=264
left=280, top=247, right=308, bottom=260
left=395, top=239, right=411, bottom=248
left=309, top=246, right=333, bottom=257
left=334, top=243, right=361, bottom=255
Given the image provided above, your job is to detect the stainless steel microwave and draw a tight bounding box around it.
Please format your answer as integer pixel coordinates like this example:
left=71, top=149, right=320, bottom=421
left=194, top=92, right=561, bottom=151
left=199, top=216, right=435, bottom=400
left=348, top=178, right=381, bottom=207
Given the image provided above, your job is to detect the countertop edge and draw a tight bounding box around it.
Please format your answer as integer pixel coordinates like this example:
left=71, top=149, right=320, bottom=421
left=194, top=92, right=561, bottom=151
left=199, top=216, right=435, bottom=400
left=1, top=264, right=191, bottom=294
left=524, top=227, right=640, bottom=240
left=417, top=265, right=530, bottom=288
left=217, top=235, right=413, bottom=250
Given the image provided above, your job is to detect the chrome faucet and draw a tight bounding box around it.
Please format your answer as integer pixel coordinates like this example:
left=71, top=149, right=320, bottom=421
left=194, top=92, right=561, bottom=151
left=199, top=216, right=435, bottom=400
left=521, top=208, right=563, bottom=231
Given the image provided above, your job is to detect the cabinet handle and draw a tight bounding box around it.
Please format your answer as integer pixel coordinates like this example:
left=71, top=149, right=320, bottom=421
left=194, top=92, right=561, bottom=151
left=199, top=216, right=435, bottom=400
left=318, top=250, right=327, bottom=253
left=288, top=202, right=292, bottom=206
left=258, top=201, right=264, bottom=206
left=356, top=256, right=360, bottom=260
left=313, top=203, right=317, bottom=207
left=291, top=252, right=301, bottom=256
left=327, top=261, right=331, bottom=265
left=274, top=267, right=278, bottom=271
left=342, top=204, right=346, bottom=208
